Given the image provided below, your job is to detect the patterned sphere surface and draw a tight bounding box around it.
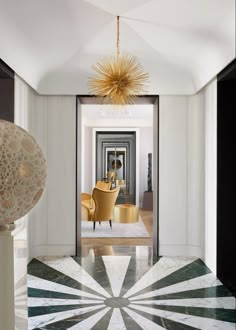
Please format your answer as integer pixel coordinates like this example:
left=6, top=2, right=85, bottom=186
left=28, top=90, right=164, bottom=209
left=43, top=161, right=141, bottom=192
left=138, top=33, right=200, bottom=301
left=0, top=120, right=47, bottom=226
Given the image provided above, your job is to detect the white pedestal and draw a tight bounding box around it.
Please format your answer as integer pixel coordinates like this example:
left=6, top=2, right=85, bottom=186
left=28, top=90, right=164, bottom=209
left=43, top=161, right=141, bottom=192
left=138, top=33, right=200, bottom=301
left=0, top=219, right=28, bottom=330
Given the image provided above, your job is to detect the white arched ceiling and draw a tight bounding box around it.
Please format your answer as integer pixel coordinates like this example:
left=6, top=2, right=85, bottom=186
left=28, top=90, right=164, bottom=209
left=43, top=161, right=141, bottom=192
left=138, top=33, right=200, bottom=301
left=0, top=0, right=235, bottom=95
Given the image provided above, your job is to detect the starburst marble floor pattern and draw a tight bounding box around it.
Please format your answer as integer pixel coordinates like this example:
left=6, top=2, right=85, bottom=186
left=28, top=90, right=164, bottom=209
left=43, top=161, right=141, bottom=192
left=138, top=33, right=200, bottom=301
left=27, top=254, right=236, bottom=329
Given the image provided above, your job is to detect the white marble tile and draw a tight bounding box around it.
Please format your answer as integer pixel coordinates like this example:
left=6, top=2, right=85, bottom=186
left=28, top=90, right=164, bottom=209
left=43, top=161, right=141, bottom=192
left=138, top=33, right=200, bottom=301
left=28, top=304, right=106, bottom=330
left=102, top=256, right=131, bottom=297
left=28, top=297, right=104, bottom=307
left=15, top=294, right=27, bottom=302
left=130, top=273, right=222, bottom=301
left=15, top=314, right=28, bottom=330
left=132, top=296, right=236, bottom=309
left=68, top=307, right=111, bottom=329
left=15, top=285, right=27, bottom=298
left=129, top=304, right=236, bottom=330
left=123, top=256, right=197, bottom=298
left=123, top=307, right=166, bottom=329
left=15, top=299, right=28, bottom=307
left=28, top=274, right=105, bottom=300
left=108, top=308, right=126, bottom=330
left=15, top=309, right=28, bottom=318
left=38, top=256, right=111, bottom=298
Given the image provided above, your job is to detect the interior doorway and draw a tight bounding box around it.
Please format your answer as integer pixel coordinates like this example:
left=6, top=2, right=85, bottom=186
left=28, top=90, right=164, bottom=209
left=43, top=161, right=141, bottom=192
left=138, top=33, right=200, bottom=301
left=96, top=131, right=136, bottom=205
left=76, top=96, right=159, bottom=256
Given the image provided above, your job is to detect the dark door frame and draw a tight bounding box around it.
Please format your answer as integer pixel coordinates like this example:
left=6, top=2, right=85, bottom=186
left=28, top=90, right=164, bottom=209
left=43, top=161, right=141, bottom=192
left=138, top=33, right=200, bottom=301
left=217, top=59, right=236, bottom=296
left=76, top=95, right=159, bottom=256
left=0, top=59, right=14, bottom=122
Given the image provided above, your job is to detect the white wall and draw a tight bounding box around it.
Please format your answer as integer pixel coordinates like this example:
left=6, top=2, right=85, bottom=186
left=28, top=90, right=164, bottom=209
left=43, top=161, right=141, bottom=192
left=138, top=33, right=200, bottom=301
left=159, top=82, right=217, bottom=268
left=29, top=96, right=76, bottom=258
left=159, top=96, right=189, bottom=255
left=187, top=91, right=205, bottom=257
left=159, top=94, right=205, bottom=258
left=14, top=75, right=35, bottom=262
left=27, top=95, right=48, bottom=259
left=14, top=76, right=76, bottom=259
left=187, top=80, right=217, bottom=271
left=204, top=79, right=217, bottom=274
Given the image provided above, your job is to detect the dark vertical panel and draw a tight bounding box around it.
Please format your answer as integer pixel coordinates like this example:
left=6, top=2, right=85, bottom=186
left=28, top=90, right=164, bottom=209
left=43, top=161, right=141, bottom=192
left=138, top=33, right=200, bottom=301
left=0, top=58, right=15, bottom=123
left=76, top=97, right=82, bottom=256
left=153, top=97, right=159, bottom=256
left=217, top=60, right=236, bottom=296
left=0, top=79, right=14, bottom=122
left=0, top=59, right=14, bottom=122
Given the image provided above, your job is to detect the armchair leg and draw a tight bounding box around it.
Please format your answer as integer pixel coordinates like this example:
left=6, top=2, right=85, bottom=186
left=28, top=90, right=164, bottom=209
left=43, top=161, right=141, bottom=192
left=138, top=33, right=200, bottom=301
left=93, top=221, right=96, bottom=231
left=109, top=220, right=112, bottom=229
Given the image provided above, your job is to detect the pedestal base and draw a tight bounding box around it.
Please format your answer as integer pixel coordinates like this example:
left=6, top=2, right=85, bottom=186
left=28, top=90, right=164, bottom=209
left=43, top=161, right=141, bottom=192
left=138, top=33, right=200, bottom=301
left=143, top=191, right=153, bottom=211
left=0, top=219, right=28, bottom=330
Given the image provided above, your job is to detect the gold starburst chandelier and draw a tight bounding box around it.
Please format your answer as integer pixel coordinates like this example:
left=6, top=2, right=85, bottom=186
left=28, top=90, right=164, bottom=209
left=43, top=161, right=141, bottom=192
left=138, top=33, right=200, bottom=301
left=88, top=16, right=149, bottom=105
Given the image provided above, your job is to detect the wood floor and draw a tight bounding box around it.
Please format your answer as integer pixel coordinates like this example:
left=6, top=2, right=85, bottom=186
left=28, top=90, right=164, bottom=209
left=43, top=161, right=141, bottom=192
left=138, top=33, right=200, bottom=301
left=81, top=209, right=153, bottom=256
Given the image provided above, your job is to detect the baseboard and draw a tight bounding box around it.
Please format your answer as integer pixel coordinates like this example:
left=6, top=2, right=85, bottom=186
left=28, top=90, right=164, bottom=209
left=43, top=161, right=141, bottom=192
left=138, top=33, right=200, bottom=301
left=159, top=244, right=203, bottom=258
left=29, top=244, right=76, bottom=260
left=29, top=244, right=203, bottom=262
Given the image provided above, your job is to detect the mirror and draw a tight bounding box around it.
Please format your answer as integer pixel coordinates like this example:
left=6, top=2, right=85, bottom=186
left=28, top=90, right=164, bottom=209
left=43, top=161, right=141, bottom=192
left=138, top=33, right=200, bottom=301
left=96, top=132, right=136, bottom=204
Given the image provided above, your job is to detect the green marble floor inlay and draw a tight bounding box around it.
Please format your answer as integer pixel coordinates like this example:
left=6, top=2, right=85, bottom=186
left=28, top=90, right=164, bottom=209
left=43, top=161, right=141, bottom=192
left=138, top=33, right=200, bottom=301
left=28, top=287, right=82, bottom=300
left=27, top=256, right=236, bottom=330
left=28, top=304, right=91, bottom=318
left=152, top=305, right=236, bottom=323
left=128, top=258, right=212, bottom=299
left=28, top=258, right=106, bottom=299
left=129, top=308, right=198, bottom=330
left=120, top=308, right=143, bottom=330
left=32, top=307, right=105, bottom=330
left=152, top=285, right=234, bottom=300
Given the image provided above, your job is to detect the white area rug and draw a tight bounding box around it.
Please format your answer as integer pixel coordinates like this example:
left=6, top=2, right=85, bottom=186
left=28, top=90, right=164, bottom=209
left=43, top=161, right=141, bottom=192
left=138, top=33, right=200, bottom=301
left=81, top=218, right=150, bottom=238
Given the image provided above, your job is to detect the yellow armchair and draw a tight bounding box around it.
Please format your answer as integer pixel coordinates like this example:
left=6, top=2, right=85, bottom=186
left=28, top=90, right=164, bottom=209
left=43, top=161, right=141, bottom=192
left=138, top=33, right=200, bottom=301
left=82, top=187, right=119, bottom=230
left=81, top=181, right=112, bottom=221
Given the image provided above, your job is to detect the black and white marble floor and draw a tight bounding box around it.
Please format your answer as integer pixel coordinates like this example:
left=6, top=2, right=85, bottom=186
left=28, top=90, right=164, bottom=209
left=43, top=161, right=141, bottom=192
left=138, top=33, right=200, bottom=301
left=27, top=251, right=236, bottom=329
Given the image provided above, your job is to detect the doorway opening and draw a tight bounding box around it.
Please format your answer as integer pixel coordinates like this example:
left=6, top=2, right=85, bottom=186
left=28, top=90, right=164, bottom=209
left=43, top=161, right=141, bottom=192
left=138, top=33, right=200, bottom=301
left=96, top=131, right=136, bottom=205
left=76, top=96, right=159, bottom=257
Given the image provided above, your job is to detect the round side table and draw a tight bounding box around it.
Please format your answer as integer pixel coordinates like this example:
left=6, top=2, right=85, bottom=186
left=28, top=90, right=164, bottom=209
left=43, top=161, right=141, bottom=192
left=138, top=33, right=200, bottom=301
left=113, top=204, right=139, bottom=223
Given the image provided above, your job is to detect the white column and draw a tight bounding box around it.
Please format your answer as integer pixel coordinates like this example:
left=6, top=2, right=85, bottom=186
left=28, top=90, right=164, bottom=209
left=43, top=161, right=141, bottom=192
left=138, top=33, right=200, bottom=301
left=159, top=96, right=188, bottom=255
left=0, top=220, right=28, bottom=330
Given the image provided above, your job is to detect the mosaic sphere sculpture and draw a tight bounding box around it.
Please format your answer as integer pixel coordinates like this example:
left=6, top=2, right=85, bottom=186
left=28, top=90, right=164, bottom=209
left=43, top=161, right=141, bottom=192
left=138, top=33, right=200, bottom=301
left=0, top=120, right=47, bottom=228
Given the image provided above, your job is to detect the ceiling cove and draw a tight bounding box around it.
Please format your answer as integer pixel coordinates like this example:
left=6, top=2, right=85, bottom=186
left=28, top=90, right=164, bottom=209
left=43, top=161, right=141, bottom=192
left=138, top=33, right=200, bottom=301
left=0, top=0, right=235, bottom=95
